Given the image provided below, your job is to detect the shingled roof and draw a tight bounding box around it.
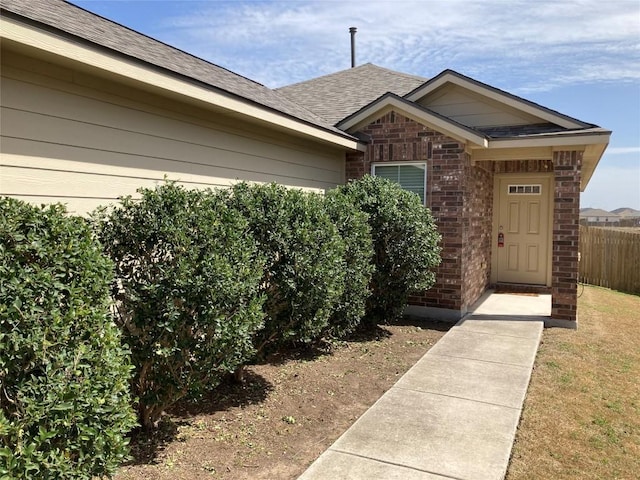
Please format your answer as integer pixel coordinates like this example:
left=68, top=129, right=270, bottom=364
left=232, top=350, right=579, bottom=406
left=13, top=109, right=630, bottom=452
left=277, top=63, right=427, bottom=125
left=1, top=0, right=349, bottom=138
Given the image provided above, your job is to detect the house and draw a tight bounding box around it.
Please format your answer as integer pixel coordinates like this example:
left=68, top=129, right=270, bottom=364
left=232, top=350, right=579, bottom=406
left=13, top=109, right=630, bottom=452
left=611, top=208, right=640, bottom=227
left=278, top=66, right=610, bottom=326
left=580, top=208, right=621, bottom=226
left=0, top=0, right=611, bottom=327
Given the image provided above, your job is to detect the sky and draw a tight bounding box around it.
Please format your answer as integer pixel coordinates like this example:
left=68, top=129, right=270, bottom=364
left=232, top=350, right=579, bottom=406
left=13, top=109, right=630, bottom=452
left=70, top=0, right=640, bottom=211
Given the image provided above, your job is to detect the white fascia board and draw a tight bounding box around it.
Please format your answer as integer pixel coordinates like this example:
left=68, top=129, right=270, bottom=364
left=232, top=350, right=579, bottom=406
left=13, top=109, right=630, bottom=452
left=406, top=73, right=586, bottom=130
left=487, top=131, right=611, bottom=149
left=340, top=96, right=488, bottom=147
left=1, top=17, right=361, bottom=151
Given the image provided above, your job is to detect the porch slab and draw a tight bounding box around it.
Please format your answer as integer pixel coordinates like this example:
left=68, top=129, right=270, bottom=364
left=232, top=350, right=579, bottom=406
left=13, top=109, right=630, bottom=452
left=470, top=292, right=552, bottom=317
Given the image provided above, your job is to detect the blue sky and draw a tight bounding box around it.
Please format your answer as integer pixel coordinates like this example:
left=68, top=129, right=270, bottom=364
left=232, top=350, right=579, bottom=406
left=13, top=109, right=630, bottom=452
left=71, top=0, right=640, bottom=211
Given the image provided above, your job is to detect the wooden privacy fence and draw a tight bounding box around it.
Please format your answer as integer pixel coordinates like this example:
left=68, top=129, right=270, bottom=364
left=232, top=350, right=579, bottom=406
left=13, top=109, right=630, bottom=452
left=579, top=226, right=640, bottom=294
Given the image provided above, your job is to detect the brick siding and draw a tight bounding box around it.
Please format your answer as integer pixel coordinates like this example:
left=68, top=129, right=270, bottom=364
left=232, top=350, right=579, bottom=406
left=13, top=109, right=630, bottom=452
left=551, top=150, right=582, bottom=322
left=348, top=112, right=492, bottom=314
left=347, top=111, right=581, bottom=322
left=462, top=160, right=494, bottom=308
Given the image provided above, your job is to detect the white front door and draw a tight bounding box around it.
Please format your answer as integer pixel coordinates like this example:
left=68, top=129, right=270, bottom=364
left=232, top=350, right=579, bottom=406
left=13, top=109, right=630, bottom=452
left=495, top=175, right=552, bottom=285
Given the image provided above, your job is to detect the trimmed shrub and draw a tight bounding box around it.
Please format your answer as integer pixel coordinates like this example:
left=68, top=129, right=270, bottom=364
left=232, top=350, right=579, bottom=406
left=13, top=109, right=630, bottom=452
left=224, top=182, right=346, bottom=358
left=94, top=184, right=265, bottom=429
left=322, top=189, right=375, bottom=338
left=0, top=198, right=137, bottom=479
left=334, top=175, right=441, bottom=324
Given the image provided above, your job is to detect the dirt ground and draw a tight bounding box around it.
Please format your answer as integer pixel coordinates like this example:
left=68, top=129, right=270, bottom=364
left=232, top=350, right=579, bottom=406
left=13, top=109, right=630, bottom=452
left=115, top=319, right=449, bottom=480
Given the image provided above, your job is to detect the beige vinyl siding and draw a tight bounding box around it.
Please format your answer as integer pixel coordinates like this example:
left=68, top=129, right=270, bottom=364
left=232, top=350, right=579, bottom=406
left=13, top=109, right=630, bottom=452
left=417, top=84, right=542, bottom=128
left=1, top=55, right=345, bottom=215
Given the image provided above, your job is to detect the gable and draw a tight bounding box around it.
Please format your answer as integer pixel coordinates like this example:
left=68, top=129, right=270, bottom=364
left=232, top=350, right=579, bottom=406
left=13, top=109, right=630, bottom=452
left=337, top=93, right=488, bottom=147
left=416, top=84, right=544, bottom=128
left=405, top=70, right=590, bottom=130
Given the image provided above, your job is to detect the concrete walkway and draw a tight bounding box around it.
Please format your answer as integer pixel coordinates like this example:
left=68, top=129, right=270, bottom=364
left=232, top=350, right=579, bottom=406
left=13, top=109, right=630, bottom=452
left=298, top=292, right=550, bottom=480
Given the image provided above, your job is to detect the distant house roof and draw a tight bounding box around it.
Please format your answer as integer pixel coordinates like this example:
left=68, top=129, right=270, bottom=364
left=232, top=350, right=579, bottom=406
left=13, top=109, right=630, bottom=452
left=611, top=208, right=640, bottom=217
left=0, top=0, right=356, bottom=144
left=580, top=208, right=619, bottom=218
left=277, top=63, right=427, bottom=125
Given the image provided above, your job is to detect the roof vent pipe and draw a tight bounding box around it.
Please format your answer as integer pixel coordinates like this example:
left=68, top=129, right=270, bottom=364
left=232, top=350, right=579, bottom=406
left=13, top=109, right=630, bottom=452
left=349, top=27, right=357, bottom=68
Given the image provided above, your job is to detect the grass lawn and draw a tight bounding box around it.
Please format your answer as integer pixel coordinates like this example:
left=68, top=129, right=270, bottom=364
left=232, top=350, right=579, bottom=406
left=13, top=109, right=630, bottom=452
left=507, top=285, right=640, bottom=480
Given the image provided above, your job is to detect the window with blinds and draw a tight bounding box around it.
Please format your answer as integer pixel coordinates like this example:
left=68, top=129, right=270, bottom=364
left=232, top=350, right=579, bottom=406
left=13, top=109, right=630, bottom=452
left=372, top=163, right=427, bottom=204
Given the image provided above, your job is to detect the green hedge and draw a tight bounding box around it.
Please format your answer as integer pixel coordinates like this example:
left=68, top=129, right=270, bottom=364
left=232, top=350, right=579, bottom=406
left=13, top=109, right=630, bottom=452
left=322, top=189, right=375, bottom=338
left=334, top=175, right=442, bottom=324
left=94, top=184, right=266, bottom=429
left=224, top=183, right=346, bottom=359
left=0, top=198, right=136, bottom=479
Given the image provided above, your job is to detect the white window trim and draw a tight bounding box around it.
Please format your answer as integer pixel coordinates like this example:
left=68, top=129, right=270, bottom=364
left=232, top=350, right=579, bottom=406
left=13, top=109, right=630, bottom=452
left=371, top=161, right=428, bottom=205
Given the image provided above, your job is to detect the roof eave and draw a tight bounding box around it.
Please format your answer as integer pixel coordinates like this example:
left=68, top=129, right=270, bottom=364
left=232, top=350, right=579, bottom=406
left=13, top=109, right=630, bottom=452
left=483, top=131, right=610, bottom=192
left=0, top=13, right=362, bottom=151
left=484, top=130, right=611, bottom=149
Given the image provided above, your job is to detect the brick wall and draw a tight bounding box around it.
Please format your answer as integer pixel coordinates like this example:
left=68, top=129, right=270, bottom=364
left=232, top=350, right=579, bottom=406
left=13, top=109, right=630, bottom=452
left=461, top=160, right=494, bottom=308
left=347, top=112, right=583, bottom=322
left=347, top=111, right=494, bottom=314
left=345, top=112, right=433, bottom=181
left=551, top=150, right=582, bottom=322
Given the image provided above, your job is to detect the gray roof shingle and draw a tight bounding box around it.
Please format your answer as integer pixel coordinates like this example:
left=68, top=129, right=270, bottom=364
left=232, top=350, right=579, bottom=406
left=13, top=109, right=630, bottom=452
left=1, top=0, right=351, bottom=138
left=277, top=63, right=427, bottom=125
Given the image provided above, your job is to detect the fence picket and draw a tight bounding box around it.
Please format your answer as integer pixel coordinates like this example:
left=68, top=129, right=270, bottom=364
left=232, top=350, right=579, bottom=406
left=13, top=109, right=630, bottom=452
left=579, top=226, right=640, bottom=294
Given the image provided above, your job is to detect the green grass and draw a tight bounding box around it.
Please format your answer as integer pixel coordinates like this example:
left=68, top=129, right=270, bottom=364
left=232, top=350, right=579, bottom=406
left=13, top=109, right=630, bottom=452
left=507, top=285, right=640, bottom=480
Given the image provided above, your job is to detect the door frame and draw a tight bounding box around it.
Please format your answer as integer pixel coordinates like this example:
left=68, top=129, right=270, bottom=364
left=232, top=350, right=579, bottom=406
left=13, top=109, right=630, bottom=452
left=490, top=172, right=554, bottom=286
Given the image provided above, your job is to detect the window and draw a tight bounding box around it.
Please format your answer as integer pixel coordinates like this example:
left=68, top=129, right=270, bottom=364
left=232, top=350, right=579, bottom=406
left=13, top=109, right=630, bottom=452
left=508, top=184, right=541, bottom=195
left=372, top=163, right=427, bottom=204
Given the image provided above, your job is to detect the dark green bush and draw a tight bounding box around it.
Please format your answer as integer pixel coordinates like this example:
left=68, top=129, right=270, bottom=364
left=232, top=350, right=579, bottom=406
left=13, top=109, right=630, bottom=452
left=334, top=175, right=441, bottom=324
left=94, top=184, right=265, bottom=429
left=322, top=190, right=375, bottom=338
left=224, top=183, right=345, bottom=358
left=0, top=198, right=136, bottom=479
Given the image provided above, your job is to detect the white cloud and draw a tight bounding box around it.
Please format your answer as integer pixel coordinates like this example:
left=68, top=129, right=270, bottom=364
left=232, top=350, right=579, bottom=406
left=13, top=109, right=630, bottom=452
left=158, top=0, right=640, bottom=88
left=605, top=147, right=640, bottom=155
